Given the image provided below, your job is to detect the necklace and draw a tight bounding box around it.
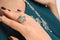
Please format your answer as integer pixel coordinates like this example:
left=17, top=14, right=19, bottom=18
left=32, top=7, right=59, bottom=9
left=24, top=0, right=52, bottom=32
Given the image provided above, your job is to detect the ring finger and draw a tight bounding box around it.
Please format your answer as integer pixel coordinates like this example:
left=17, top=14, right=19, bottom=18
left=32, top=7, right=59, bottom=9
left=0, top=7, right=26, bottom=22
left=0, top=7, right=38, bottom=26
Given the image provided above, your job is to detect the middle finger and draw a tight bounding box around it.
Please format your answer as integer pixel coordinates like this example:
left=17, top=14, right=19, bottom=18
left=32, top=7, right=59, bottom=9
left=0, top=7, right=25, bottom=21
left=0, top=8, right=38, bottom=26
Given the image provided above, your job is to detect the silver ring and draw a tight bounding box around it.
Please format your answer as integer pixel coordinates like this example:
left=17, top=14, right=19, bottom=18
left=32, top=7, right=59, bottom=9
left=17, top=16, right=26, bottom=23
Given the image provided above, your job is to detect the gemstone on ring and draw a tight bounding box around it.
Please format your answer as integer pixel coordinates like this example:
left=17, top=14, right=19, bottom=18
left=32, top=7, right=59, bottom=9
left=17, top=16, right=26, bottom=23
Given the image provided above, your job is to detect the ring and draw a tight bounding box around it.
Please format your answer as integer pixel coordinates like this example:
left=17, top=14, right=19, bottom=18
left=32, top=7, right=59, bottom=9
left=17, top=16, right=26, bottom=23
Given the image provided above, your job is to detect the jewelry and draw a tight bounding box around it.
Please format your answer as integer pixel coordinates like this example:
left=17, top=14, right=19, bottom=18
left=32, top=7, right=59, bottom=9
left=24, top=0, right=52, bottom=32
left=17, top=16, right=26, bottom=23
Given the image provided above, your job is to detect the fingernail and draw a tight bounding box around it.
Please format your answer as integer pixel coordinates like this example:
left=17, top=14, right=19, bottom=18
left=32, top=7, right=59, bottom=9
left=8, top=37, right=13, bottom=40
left=0, top=13, right=3, bottom=16
left=1, top=7, right=6, bottom=10
left=17, top=9, right=21, bottom=12
left=7, top=9, right=11, bottom=11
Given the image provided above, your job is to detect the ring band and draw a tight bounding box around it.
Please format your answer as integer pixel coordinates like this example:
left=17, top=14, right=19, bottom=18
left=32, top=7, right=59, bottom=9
left=17, top=16, right=26, bottom=23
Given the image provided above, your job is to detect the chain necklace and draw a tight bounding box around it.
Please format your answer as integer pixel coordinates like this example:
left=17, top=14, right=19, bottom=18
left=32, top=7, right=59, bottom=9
left=24, top=0, right=52, bottom=32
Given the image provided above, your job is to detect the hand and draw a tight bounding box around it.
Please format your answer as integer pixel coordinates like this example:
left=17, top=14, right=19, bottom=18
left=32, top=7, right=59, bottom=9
left=0, top=8, right=51, bottom=40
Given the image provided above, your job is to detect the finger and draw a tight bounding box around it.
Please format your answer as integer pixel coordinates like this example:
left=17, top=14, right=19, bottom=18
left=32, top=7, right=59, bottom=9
left=0, top=15, right=35, bottom=38
left=0, top=7, right=38, bottom=26
left=0, top=8, right=20, bottom=20
left=0, top=15, right=28, bottom=35
left=0, top=8, right=28, bottom=23
left=0, top=8, right=30, bottom=24
left=0, top=8, right=39, bottom=27
left=10, top=36, right=19, bottom=40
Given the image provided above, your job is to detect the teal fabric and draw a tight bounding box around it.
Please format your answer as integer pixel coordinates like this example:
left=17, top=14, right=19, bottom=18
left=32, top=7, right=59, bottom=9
left=0, top=0, right=60, bottom=40
left=0, top=28, right=8, bottom=40
left=25, top=0, right=60, bottom=40
left=0, top=22, right=25, bottom=40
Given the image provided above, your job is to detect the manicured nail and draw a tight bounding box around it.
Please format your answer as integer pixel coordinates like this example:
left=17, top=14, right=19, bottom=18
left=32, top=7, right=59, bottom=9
left=0, top=9, right=3, bottom=16
left=0, top=13, right=3, bottom=16
left=8, top=37, right=13, bottom=40
left=17, top=9, right=21, bottom=12
left=7, top=9, right=11, bottom=11
left=1, top=7, right=6, bottom=10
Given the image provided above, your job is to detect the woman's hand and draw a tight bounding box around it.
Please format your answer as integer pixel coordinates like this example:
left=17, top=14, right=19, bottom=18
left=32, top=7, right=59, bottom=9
left=0, top=8, right=51, bottom=40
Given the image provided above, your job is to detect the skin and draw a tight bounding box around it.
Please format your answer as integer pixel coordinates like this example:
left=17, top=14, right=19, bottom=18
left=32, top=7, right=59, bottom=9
left=0, top=0, right=25, bottom=12
left=35, top=0, right=59, bottom=19
left=0, top=0, right=59, bottom=40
